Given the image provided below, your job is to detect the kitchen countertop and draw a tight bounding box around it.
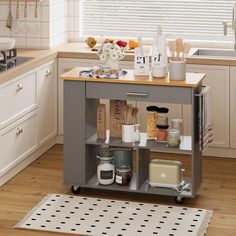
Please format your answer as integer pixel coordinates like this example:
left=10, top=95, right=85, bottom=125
left=61, top=66, right=205, bottom=88
left=1, top=42, right=236, bottom=85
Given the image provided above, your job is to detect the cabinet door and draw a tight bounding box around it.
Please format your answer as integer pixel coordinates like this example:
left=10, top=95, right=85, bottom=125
left=186, top=64, right=230, bottom=148
left=38, top=61, right=57, bottom=146
left=230, top=66, right=236, bottom=148
left=0, top=111, right=37, bottom=176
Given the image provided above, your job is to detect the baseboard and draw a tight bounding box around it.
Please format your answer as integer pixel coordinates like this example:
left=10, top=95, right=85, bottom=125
left=0, top=137, right=57, bottom=187
left=203, top=147, right=236, bottom=158
left=56, top=135, right=64, bottom=144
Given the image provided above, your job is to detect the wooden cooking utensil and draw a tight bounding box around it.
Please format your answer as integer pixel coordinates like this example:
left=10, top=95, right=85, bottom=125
left=127, top=104, right=133, bottom=125
left=168, top=41, right=176, bottom=60
left=175, top=38, right=184, bottom=61
left=131, top=107, right=139, bottom=124
left=182, top=43, right=191, bottom=60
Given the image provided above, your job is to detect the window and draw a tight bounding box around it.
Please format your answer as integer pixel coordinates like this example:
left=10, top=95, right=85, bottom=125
left=80, top=0, right=234, bottom=41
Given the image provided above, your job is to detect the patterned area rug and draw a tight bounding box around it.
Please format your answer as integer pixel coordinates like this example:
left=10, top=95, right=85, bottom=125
left=15, top=194, right=213, bottom=236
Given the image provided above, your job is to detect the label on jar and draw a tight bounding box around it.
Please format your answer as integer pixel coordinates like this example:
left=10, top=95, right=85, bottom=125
left=100, top=170, right=113, bottom=179
left=115, top=174, right=122, bottom=184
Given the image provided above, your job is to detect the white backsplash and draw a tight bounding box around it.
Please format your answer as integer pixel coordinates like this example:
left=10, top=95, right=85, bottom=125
left=0, top=0, right=68, bottom=49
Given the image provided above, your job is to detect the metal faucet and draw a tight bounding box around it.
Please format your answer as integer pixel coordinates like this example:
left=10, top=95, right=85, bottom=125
left=223, top=2, right=236, bottom=50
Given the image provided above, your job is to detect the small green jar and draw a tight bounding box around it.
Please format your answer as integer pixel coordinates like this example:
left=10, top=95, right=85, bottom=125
left=167, top=129, right=181, bottom=148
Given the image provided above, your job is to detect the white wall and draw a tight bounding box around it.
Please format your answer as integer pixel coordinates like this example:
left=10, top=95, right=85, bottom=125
left=0, top=0, right=68, bottom=49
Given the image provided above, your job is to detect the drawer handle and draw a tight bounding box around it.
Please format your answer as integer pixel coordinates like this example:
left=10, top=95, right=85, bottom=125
left=126, top=92, right=148, bottom=97
left=16, top=127, right=23, bottom=135
left=45, top=69, right=52, bottom=76
left=16, top=84, right=23, bottom=92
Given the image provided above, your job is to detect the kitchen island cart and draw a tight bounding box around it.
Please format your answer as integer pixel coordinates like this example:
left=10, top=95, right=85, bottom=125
left=60, top=68, right=205, bottom=203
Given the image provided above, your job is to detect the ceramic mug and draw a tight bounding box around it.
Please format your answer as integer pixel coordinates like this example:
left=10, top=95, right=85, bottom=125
left=169, top=60, right=186, bottom=81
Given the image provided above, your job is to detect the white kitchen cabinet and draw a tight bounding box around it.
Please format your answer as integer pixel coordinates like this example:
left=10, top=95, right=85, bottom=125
left=38, top=60, right=57, bottom=146
left=0, top=70, right=37, bottom=129
left=185, top=64, right=230, bottom=148
left=0, top=111, right=37, bottom=176
left=230, top=66, right=236, bottom=148
left=0, top=60, right=58, bottom=186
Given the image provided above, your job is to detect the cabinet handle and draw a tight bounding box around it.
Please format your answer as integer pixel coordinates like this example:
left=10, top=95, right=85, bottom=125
left=45, top=69, right=52, bottom=76
left=126, top=92, right=148, bottom=97
left=16, top=84, right=23, bottom=92
left=16, top=127, right=23, bottom=135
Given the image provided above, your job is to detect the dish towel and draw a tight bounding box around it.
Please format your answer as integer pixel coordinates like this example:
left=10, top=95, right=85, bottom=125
left=199, top=86, right=213, bottom=151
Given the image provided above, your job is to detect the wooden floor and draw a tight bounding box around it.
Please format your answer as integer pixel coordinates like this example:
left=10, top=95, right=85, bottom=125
left=0, top=144, right=235, bottom=236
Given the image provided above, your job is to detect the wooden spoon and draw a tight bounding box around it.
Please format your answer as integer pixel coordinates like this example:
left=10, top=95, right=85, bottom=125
left=131, top=107, right=139, bottom=124
left=168, top=41, right=176, bottom=61
left=182, top=43, right=191, bottom=60
left=175, top=38, right=184, bottom=61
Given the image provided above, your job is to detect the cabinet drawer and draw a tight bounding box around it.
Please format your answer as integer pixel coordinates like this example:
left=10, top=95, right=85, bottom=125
left=0, top=71, right=37, bottom=128
left=0, top=111, right=37, bottom=176
left=86, top=82, right=192, bottom=104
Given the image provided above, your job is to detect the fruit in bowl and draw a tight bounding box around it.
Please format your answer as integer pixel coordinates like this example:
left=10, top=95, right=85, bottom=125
left=116, top=40, right=127, bottom=48
left=129, top=39, right=139, bottom=49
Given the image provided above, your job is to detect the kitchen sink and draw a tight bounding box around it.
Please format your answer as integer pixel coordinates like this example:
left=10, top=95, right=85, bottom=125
left=192, top=49, right=236, bottom=57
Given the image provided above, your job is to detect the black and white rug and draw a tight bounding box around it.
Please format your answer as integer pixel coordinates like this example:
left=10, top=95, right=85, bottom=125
left=15, top=194, right=213, bottom=236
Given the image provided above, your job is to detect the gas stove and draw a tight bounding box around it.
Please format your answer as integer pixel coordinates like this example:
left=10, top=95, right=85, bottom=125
left=0, top=48, right=34, bottom=73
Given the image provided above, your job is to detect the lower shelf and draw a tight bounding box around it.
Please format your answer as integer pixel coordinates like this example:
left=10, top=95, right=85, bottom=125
left=86, top=174, right=137, bottom=192
left=139, top=178, right=193, bottom=197
left=81, top=175, right=193, bottom=198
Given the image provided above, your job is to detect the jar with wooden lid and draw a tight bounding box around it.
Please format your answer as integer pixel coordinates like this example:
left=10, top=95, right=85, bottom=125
left=146, top=106, right=158, bottom=139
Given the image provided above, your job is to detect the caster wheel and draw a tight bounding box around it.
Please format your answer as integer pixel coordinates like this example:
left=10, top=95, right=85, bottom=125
left=71, top=186, right=81, bottom=194
left=175, top=196, right=184, bottom=204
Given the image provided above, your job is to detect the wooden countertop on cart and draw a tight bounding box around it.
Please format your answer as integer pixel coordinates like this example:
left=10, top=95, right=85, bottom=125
left=60, top=66, right=206, bottom=88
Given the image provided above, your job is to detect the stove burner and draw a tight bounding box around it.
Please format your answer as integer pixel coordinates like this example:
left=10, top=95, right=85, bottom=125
left=0, top=48, right=17, bottom=69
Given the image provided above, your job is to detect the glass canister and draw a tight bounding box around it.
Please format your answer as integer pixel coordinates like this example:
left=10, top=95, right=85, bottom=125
left=167, top=129, right=181, bottom=148
left=97, top=156, right=115, bottom=185
left=115, top=165, right=131, bottom=185
left=97, top=146, right=115, bottom=185
left=171, top=118, right=184, bottom=135
left=156, top=125, right=168, bottom=143
left=146, top=106, right=158, bottom=139
left=157, top=107, right=169, bottom=126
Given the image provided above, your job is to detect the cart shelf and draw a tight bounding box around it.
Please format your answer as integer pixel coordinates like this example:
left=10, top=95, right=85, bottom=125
left=86, top=133, right=192, bottom=155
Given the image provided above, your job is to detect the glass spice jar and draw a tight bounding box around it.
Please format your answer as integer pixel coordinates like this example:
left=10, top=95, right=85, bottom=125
left=115, top=165, right=131, bottom=185
left=156, top=125, right=168, bottom=143
left=167, top=129, right=181, bottom=148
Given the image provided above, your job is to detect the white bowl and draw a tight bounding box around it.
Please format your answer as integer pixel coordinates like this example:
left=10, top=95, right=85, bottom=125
left=0, top=37, right=15, bottom=51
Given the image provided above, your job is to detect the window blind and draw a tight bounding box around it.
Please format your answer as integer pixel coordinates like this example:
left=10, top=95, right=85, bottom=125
left=80, top=0, right=234, bottom=41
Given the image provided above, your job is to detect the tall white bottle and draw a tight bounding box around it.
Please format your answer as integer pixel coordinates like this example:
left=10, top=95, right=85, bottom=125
left=151, top=26, right=167, bottom=78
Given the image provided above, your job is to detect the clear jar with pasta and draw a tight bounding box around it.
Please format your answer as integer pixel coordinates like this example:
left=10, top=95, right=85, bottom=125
left=147, top=111, right=158, bottom=139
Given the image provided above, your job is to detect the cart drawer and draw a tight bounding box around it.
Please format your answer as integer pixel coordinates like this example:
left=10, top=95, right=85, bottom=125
left=86, top=82, right=192, bottom=104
